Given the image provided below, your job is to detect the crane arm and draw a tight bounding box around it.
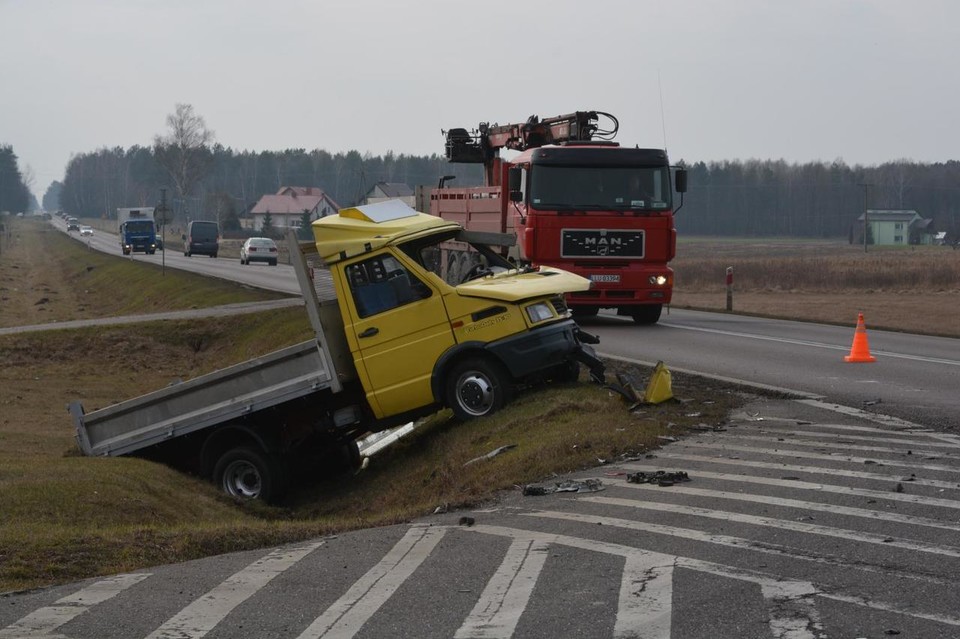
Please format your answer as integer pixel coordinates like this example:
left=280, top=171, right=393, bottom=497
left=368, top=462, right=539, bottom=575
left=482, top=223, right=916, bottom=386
left=444, top=111, right=618, bottom=165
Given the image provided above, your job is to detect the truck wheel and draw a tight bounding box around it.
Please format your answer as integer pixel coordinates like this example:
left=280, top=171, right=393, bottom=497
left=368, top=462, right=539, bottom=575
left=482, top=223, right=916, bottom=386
left=446, top=357, right=511, bottom=420
left=213, top=447, right=286, bottom=503
left=630, top=304, right=663, bottom=325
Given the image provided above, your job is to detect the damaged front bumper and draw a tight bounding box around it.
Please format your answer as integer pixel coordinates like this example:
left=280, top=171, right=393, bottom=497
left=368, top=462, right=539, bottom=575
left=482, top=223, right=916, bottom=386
left=484, top=319, right=606, bottom=384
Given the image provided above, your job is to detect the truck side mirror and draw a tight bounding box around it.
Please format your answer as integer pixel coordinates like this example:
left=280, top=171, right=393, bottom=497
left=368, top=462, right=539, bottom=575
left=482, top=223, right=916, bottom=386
left=508, top=167, right=523, bottom=202
left=675, top=168, right=688, bottom=193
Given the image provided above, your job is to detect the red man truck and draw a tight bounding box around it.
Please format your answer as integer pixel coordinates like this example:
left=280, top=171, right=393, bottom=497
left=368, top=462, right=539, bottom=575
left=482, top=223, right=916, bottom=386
left=430, top=111, right=686, bottom=324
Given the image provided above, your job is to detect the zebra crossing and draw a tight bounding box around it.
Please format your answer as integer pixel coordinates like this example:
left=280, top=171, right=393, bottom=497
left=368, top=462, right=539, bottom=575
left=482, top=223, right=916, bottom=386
left=3, top=401, right=960, bottom=638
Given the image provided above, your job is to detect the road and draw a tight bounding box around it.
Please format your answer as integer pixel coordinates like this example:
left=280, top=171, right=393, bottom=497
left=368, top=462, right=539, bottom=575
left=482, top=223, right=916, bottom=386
left=16, top=219, right=956, bottom=638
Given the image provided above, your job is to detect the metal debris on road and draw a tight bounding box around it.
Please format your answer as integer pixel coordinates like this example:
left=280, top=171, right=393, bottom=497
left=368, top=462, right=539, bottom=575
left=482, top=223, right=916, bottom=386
left=464, top=444, right=517, bottom=466
left=626, top=470, right=690, bottom=487
left=522, top=478, right=604, bottom=496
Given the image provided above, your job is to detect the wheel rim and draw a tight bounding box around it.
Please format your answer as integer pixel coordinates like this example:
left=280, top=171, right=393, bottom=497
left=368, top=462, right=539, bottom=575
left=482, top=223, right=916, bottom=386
left=456, top=371, right=495, bottom=416
left=221, top=459, right=261, bottom=498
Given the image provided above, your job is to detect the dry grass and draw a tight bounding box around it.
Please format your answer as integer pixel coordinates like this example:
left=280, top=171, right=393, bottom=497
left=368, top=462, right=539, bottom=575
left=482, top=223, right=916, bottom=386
left=672, top=237, right=960, bottom=337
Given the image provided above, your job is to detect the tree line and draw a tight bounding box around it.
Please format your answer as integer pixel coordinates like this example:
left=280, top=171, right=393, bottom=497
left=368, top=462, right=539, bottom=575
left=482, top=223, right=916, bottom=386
left=677, top=158, right=960, bottom=239
left=0, top=145, right=34, bottom=215
left=28, top=103, right=960, bottom=239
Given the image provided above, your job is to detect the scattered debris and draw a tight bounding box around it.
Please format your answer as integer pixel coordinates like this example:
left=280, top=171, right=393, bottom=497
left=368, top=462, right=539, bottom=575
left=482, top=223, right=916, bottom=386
left=626, top=470, right=690, bottom=487
left=863, top=460, right=881, bottom=465
left=863, top=398, right=882, bottom=406
left=464, top=444, right=517, bottom=466
left=34, top=297, right=49, bottom=305
left=901, top=474, right=916, bottom=482
left=657, top=435, right=678, bottom=443
left=522, top=478, right=604, bottom=496
left=895, top=483, right=904, bottom=493
left=459, top=516, right=475, bottom=527
left=433, top=503, right=449, bottom=514
left=782, top=476, right=800, bottom=481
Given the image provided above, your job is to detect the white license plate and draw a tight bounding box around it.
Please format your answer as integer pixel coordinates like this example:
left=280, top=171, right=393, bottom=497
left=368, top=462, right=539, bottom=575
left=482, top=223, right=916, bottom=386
left=589, top=274, right=620, bottom=283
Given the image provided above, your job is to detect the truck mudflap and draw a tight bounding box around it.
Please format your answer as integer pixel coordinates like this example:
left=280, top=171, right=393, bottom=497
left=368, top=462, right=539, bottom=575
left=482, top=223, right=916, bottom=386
left=483, top=319, right=606, bottom=384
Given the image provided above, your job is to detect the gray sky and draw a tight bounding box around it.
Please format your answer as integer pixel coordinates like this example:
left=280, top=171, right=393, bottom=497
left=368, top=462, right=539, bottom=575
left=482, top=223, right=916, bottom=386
left=3, top=0, right=959, bottom=201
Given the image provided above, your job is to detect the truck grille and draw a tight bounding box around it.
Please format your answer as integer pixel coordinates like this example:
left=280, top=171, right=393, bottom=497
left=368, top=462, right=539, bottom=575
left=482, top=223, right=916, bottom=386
left=561, top=229, right=644, bottom=259
left=550, top=295, right=568, bottom=315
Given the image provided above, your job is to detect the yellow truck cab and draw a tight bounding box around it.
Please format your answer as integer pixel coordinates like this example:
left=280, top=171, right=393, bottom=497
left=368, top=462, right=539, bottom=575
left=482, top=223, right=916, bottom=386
left=314, top=200, right=605, bottom=421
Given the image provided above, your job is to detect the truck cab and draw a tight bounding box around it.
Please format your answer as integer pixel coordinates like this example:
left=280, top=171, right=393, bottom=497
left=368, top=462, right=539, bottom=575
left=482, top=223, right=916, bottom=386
left=314, top=200, right=603, bottom=421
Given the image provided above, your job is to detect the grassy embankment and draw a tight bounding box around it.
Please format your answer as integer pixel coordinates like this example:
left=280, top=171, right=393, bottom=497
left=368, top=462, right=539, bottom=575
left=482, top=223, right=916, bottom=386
left=0, top=219, right=741, bottom=593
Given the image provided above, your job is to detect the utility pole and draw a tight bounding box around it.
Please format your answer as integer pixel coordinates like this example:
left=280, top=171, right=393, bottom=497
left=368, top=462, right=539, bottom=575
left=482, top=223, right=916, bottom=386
left=861, top=183, right=870, bottom=253
left=156, top=188, right=171, bottom=275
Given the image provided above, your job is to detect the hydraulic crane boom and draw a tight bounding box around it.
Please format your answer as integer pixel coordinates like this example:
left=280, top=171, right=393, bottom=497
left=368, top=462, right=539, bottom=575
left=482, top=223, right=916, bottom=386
left=444, top=111, right=619, bottom=166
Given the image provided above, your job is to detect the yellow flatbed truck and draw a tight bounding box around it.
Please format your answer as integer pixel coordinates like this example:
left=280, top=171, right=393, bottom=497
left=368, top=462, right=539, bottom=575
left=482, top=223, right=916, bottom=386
left=70, top=201, right=605, bottom=501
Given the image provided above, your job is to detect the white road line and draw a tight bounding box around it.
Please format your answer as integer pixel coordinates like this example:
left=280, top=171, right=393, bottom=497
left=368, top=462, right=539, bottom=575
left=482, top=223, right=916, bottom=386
left=522, top=510, right=957, bottom=586
left=617, top=481, right=960, bottom=532
left=677, top=441, right=960, bottom=474
left=651, top=452, right=960, bottom=490
left=582, top=496, right=960, bottom=558
left=146, top=541, right=321, bottom=639
left=468, top=525, right=829, bottom=637
left=614, top=554, right=673, bottom=639
left=745, top=423, right=960, bottom=449
left=704, top=432, right=960, bottom=459
left=297, top=524, right=445, bottom=639
left=760, top=581, right=824, bottom=639
left=793, top=399, right=945, bottom=430
left=730, top=426, right=960, bottom=451
left=658, top=323, right=960, bottom=367
left=0, top=573, right=150, bottom=638
left=620, top=463, right=960, bottom=511
left=455, top=538, right=550, bottom=639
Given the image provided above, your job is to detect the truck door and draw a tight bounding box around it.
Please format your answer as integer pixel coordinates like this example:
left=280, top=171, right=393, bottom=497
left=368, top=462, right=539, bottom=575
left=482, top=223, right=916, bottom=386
left=343, top=252, right=454, bottom=418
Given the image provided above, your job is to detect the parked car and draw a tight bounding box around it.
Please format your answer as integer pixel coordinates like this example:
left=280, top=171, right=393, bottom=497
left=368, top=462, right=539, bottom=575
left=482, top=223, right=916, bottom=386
left=79, top=226, right=94, bottom=236
left=240, top=237, right=279, bottom=265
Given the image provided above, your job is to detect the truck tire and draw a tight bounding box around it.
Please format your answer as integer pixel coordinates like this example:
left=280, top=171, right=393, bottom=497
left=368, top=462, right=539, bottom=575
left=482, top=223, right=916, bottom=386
left=446, top=357, right=511, bottom=420
left=630, top=304, right=663, bottom=325
left=213, top=447, right=286, bottom=503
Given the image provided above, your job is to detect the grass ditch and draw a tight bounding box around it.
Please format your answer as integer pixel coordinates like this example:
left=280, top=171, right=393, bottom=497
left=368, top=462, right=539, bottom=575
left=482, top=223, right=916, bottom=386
left=0, top=315, right=747, bottom=593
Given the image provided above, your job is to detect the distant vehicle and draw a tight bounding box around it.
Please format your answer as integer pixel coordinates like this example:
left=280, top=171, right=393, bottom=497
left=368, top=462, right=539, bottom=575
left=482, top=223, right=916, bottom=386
left=79, top=226, right=94, bottom=236
left=240, top=237, right=279, bottom=265
left=183, top=221, right=220, bottom=257
left=67, top=218, right=80, bottom=232
left=117, top=207, right=157, bottom=255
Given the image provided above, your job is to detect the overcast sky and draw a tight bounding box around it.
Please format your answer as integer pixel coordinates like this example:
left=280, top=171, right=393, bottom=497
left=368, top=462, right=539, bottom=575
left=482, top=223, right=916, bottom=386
left=3, top=0, right=959, bottom=201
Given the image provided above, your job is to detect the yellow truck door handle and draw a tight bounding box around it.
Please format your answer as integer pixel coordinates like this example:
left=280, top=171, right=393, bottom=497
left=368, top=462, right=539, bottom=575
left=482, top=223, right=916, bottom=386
left=359, top=327, right=379, bottom=338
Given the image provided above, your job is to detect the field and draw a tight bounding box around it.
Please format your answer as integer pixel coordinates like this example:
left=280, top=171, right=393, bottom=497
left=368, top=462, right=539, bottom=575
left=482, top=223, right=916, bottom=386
left=671, top=236, right=960, bottom=337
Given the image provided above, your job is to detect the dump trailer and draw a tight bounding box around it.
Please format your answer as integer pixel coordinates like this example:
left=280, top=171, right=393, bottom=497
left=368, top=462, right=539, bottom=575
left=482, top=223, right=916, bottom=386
left=70, top=201, right=606, bottom=502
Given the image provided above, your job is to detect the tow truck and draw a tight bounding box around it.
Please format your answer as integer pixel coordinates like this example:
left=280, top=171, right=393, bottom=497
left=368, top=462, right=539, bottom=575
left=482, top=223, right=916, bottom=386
left=432, top=110, right=687, bottom=324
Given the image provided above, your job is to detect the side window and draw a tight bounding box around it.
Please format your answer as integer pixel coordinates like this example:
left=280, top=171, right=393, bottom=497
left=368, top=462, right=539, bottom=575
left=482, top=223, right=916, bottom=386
left=345, top=254, right=432, bottom=318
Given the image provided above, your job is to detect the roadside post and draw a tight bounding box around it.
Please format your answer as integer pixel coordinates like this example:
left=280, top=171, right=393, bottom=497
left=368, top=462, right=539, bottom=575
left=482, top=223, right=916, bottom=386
left=726, top=266, right=733, bottom=311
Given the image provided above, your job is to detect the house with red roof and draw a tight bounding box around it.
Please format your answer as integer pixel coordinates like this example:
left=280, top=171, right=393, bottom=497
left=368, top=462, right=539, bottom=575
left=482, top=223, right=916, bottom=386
left=248, top=187, right=339, bottom=232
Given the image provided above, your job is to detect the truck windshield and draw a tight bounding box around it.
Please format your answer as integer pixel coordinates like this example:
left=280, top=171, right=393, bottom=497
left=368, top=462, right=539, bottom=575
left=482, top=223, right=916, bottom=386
left=529, top=166, right=672, bottom=211
left=126, top=221, right=155, bottom=233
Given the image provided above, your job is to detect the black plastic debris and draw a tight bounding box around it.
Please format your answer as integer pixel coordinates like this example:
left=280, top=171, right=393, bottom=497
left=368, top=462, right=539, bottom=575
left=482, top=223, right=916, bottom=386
left=459, top=516, right=475, bottom=527
left=626, top=470, right=690, bottom=487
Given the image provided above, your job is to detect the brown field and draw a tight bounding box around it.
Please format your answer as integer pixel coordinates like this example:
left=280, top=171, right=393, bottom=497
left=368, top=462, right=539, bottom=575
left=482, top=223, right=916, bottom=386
left=671, top=237, right=960, bottom=337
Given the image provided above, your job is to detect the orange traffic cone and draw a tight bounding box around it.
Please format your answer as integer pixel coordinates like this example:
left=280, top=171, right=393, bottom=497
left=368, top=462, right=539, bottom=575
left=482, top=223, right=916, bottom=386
left=844, top=312, right=876, bottom=363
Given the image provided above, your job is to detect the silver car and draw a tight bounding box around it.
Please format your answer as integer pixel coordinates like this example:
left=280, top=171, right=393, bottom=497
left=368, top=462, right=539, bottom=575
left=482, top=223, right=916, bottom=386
left=240, top=237, right=279, bottom=266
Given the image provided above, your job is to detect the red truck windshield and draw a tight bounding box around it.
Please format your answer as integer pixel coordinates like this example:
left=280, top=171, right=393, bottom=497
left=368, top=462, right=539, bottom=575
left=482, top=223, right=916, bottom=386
left=529, top=166, right=672, bottom=211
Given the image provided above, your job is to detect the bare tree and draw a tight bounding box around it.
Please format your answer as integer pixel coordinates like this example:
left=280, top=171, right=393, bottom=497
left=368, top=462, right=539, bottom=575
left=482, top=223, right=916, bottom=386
left=153, top=104, right=215, bottom=218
